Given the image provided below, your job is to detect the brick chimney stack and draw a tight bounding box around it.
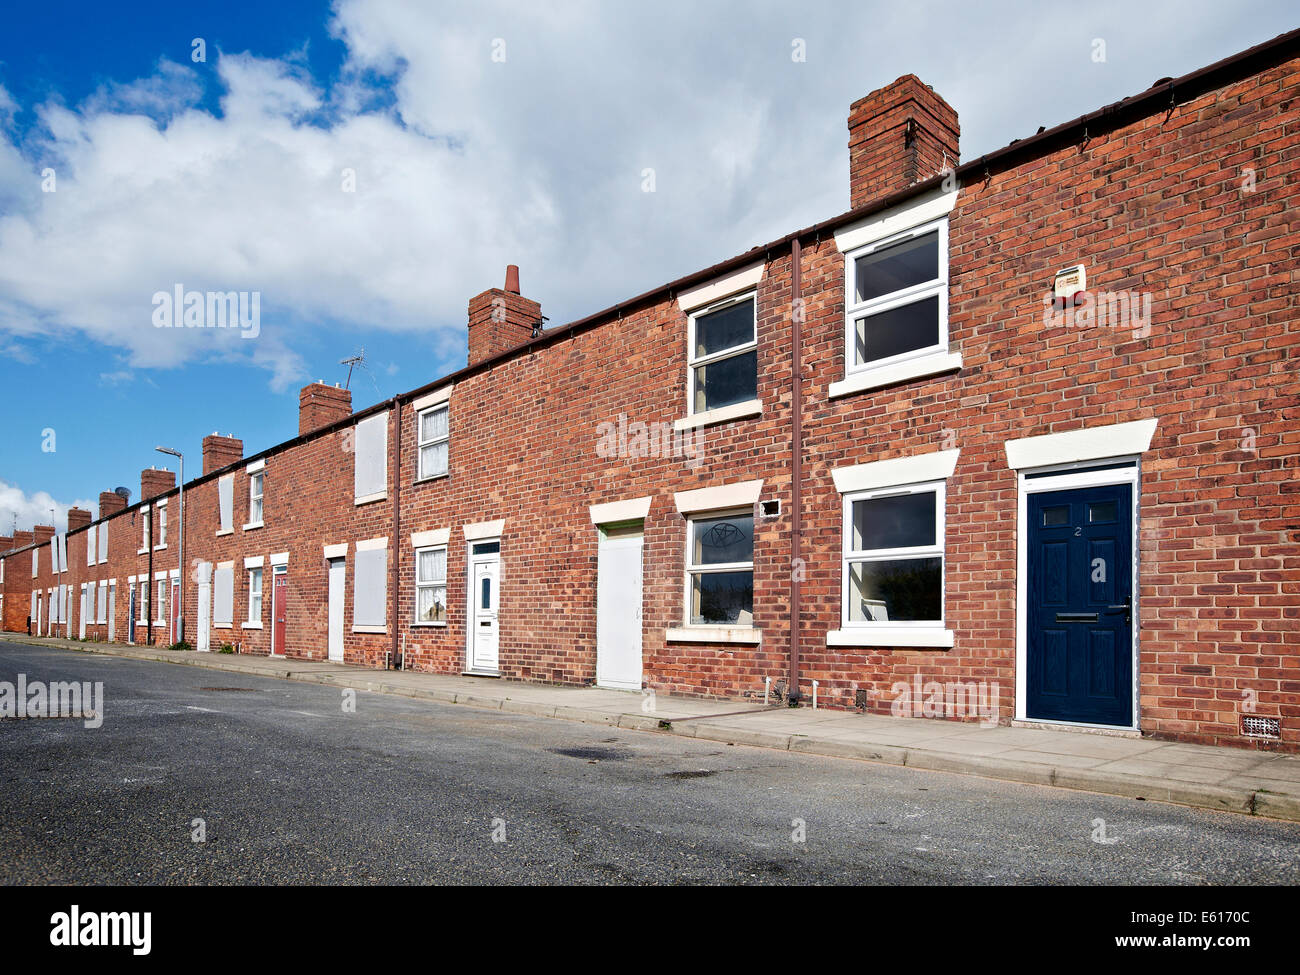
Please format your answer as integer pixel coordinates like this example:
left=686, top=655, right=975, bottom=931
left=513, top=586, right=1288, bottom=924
left=141, top=467, right=176, bottom=501
left=32, top=525, right=55, bottom=547
left=66, top=508, right=92, bottom=532
left=299, top=382, right=352, bottom=435
left=0, top=535, right=12, bottom=553
left=848, top=75, right=959, bottom=210
left=12, top=530, right=34, bottom=551
left=99, top=491, right=128, bottom=518
left=202, top=433, right=244, bottom=474
left=467, top=265, right=542, bottom=366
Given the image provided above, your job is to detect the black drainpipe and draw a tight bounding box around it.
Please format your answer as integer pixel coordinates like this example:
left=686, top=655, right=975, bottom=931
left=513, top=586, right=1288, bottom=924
left=390, top=396, right=402, bottom=669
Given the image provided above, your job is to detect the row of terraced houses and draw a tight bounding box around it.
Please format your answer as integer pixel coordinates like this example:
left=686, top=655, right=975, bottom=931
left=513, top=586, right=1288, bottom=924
left=3, top=30, right=1297, bottom=750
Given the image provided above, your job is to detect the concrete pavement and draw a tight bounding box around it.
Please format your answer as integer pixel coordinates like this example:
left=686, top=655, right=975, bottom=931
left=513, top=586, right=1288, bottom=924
left=6, top=633, right=1300, bottom=823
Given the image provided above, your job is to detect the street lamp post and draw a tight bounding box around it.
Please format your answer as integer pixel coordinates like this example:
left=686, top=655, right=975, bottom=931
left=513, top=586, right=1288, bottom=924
left=155, top=446, right=184, bottom=643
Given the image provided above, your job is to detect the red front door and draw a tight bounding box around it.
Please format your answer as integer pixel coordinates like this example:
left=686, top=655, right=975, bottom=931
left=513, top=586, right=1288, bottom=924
left=272, top=569, right=288, bottom=655
left=170, top=581, right=180, bottom=643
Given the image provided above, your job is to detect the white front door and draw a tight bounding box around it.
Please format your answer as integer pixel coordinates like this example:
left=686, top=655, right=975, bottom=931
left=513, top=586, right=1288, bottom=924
left=468, top=542, right=500, bottom=673
left=108, top=584, right=116, bottom=643
left=596, top=525, right=644, bottom=689
left=196, top=566, right=211, bottom=652
left=79, top=586, right=87, bottom=639
left=327, top=557, right=345, bottom=662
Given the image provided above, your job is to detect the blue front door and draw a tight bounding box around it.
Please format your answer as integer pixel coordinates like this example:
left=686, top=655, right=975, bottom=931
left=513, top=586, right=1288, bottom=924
left=1027, top=483, right=1133, bottom=726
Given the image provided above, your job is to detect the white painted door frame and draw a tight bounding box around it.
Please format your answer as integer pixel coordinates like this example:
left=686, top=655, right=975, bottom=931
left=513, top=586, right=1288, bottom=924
left=1015, top=457, right=1141, bottom=731
left=595, top=523, right=644, bottom=689
left=327, top=557, right=345, bottom=662
left=196, top=565, right=211, bottom=652
left=466, top=540, right=501, bottom=674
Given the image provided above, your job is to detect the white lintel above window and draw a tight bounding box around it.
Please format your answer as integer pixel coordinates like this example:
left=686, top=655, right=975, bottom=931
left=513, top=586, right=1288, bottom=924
left=463, top=520, right=504, bottom=541
left=323, top=543, right=348, bottom=559
left=246, top=459, right=265, bottom=473
left=676, top=261, right=765, bottom=313
left=831, top=449, right=959, bottom=495
left=674, top=479, right=763, bottom=515
left=269, top=551, right=289, bottom=567
left=589, top=496, right=652, bottom=525
left=1004, top=418, right=1158, bottom=470
left=834, top=186, right=959, bottom=255
left=243, top=556, right=264, bottom=569
left=356, top=536, right=388, bottom=552
left=411, top=385, right=452, bottom=412
left=410, top=528, right=451, bottom=547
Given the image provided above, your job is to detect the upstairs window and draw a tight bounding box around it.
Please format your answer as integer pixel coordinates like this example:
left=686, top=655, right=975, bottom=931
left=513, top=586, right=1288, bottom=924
left=141, top=506, right=151, bottom=551
left=217, top=475, right=234, bottom=533
left=98, top=522, right=108, bottom=563
left=87, top=526, right=96, bottom=567
left=156, top=502, right=168, bottom=548
left=248, top=472, right=264, bottom=526
left=418, top=405, right=449, bottom=480
left=686, top=510, right=754, bottom=627
left=845, top=219, right=947, bottom=373
left=354, top=413, right=389, bottom=503
left=688, top=294, right=757, bottom=415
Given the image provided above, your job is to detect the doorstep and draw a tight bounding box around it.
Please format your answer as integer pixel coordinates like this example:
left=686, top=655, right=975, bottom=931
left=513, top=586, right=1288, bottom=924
left=6, top=633, right=1299, bottom=824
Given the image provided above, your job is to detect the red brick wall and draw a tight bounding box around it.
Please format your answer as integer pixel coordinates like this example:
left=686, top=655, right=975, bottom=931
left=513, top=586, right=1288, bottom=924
left=8, top=49, right=1296, bottom=754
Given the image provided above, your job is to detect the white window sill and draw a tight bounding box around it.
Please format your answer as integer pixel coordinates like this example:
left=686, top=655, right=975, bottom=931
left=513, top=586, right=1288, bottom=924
left=242, top=522, right=263, bottom=532
left=673, top=398, right=762, bottom=432
left=352, top=624, right=387, bottom=634
left=414, top=472, right=449, bottom=485
left=829, top=352, right=962, bottom=399
left=213, top=623, right=233, bottom=629
left=216, top=528, right=234, bottom=537
left=154, top=545, right=167, bottom=551
left=665, top=626, right=762, bottom=645
left=241, top=622, right=263, bottom=630
left=827, top=627, right=954, bottom=648
left=355, top=492, right=388, bottom=507
left=136, top=549, right=147, bottom=556
left=411, top=621, right=448, bottom=628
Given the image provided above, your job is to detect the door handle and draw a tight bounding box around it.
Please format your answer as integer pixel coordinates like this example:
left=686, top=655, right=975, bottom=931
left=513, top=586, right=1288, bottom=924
left=1104, top=595, right=1131, bottom=624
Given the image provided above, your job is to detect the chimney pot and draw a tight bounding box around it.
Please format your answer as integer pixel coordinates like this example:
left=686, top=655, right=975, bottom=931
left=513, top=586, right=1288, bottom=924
left=467, top=266, right=541, bottom=366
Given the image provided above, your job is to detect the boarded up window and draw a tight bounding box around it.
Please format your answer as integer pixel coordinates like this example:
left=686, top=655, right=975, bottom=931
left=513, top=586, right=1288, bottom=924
left=214, top=565, right=234, bottom=625
left=354, top=413, right=388, bottom=501
left=87, top=526, right=97, bottom=566
left=98, top=523, right=108, bottom=563
left=353, top=544, right=387, bottom=628
left=218, top=475, right=234, bottom=532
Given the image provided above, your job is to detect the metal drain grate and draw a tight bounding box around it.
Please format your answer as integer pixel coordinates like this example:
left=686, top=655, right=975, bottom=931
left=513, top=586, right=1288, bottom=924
left=1241, top=715, right=1280, bottom=739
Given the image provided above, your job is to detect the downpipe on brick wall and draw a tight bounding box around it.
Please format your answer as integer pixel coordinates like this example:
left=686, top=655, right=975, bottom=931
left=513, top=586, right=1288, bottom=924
left=788, top=236, right=804, bottom=706
left=390, top=395, right=402, bottom=670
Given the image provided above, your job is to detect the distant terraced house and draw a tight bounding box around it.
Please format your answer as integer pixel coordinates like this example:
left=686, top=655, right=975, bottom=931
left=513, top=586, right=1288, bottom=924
left=3, top=29, right=1297, bottom=752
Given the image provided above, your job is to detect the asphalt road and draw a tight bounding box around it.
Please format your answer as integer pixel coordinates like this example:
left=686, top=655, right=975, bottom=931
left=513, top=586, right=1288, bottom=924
left=1, top=640, right=1298, bottom=885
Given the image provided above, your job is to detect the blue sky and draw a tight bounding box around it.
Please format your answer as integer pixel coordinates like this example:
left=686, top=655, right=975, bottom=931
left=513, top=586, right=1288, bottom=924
left=1, top=0, right=1296, bottom=531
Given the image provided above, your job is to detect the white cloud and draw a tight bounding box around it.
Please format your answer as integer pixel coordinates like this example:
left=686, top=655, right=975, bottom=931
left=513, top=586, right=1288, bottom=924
left=0, top=481, right=96, bottom=535
left=0, top=0, right=1292, bottom=393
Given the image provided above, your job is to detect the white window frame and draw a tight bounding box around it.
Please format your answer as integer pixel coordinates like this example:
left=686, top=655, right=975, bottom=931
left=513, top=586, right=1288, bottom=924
left=155, top=500, right=168, bottom=549
left=246, top=470, right=265, bottom=529
left=32, top=549, right=38, bottom=578
left=840, top=480, right=946, bottom=633
left=140, top=505, right=151, bottom=553
left=686, top=291, right=758, bottom=419
left=843, top=216, right=948, bottom=378
left=155, top=577, right=167, bottom=626
left=683, top=507, right=755, bottom=630
left=245, top=567, right=264, bottom=627
left=87, top=526, right=96, bottom=567
left=97, top=580, right=108, bottom=624
left=413, top=545, right=448, bottom=626
left=417, top=404, right=450, bottom=481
